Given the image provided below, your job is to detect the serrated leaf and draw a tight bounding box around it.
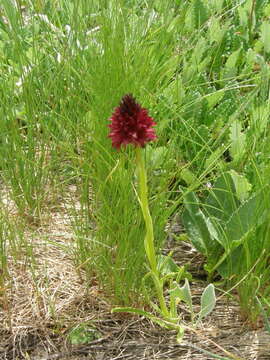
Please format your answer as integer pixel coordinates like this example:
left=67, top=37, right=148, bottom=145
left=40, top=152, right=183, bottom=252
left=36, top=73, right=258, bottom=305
left=198, top=284, right=216, bottom=322
left=223, top=48, right=242, bottom=79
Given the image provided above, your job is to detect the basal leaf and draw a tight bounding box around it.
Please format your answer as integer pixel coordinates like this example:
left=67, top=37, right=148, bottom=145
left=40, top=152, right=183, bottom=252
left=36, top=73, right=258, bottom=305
left=169, top=279, right=193, bottom=311
left=182, top=192, right=222, bottom=269
left=224, top=190, right=267, bottom=242
left=197, top=284, right=216, bottom=322
left=205, top=172, right=240, bottom=222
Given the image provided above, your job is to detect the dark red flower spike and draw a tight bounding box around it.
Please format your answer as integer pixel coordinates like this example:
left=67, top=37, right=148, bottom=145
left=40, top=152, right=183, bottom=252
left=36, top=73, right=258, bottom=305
left=108, top=94, right=157, bottom=150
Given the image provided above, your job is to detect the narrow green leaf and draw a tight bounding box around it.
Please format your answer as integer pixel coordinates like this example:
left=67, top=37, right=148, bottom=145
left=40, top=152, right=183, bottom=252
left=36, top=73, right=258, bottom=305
left=176, top=326, right=185, bottom=344
left=112, top=307, right=164, bottom=327
left=256, top=296, right=270, bottom=333
left=181, top=168, right=200, bottom=187
left=261, top=21, right=270, bottom=53
left=204, top=146, right=225, bottom=171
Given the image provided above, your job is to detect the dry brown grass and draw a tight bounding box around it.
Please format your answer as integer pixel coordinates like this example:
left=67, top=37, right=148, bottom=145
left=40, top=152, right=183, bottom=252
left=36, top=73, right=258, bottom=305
left=0, top=189, right=270, bottom=360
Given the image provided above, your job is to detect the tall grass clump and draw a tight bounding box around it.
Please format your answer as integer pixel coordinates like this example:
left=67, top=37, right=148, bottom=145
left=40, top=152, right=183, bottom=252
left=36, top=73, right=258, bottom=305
left=0, top=1, right=67, bottom=222
left=67, top=2, right=183, bottom=304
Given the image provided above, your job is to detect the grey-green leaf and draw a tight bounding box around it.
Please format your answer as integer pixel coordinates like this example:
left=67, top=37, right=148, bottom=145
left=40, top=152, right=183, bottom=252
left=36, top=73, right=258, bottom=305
left=198, top=284, right=216, bottom=322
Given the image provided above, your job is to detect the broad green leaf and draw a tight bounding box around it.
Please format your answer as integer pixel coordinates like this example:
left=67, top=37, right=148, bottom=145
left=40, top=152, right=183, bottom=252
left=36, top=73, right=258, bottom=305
left=191, top=38, right=207, bottom=65
left=217, top=190, right=267, bottom=277
left=193, top=0, right=208, bottom=29
left=182, top=192, right=222, bottom=266
left=182, top=193, right=208, bottom=254
left=230, top=120, right=246, bottom=162
left=206, top=90, right=224, bottom=109
left=197, top=284, right=216, bottom=322
left=251, top=104, right=269, bottom=135
left=205, top=172, right=240, bottom=222
left=222, top=48, right=242, bottom=79
left=224, top=190, right=267, bottom=243
left=238, top=5, right=249, bottom=28
left=229, top=170, right=252, bottom=202
left=208, top=18, right=222, bottom=43
left=226, top=48, right=241, bottom=69
left=169, top=279, right=192, bottom=311
left=182, top=59, right=196, bottom=83
left=67, top=324, right=101, bottom=345
left=216, top=246, right=244, bottom=278
left=169, top=279, right=193, bottom=313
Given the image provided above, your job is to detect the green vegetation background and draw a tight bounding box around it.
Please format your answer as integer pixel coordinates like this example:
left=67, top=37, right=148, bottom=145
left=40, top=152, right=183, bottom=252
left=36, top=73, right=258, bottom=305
left=1, top=0, right=270, bottom=324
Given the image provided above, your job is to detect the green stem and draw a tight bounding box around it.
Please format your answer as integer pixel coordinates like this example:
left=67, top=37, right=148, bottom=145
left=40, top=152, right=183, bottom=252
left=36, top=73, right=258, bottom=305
left=136, top=148, right=157, bottom=273
left=135, top=147, right=169, bottom=317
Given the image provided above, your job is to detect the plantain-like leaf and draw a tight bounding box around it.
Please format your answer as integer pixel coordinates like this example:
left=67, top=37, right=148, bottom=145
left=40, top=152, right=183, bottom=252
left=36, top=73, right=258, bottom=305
left=205, top=172, right=240, bottom=222
left=224, top=190, right=267, bottom=243
left=197, top=284, right=216, bottom=322
left=182, top=192, right=222, bottom=263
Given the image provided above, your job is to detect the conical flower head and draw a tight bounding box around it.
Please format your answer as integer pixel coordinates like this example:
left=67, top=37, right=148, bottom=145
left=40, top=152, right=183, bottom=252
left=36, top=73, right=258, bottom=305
left=108, top=94, right=157, bottom=150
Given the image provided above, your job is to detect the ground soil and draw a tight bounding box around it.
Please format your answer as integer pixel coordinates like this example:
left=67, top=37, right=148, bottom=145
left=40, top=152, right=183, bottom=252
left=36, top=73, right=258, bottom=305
left=1, top=189, right=270, bottom=360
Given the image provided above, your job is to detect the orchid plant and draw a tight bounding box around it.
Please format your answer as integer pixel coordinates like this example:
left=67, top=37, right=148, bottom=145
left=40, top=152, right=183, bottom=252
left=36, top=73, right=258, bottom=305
left=107, top=94, right=218, bottom=343
left=108, top=94, right=170, bottom=317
